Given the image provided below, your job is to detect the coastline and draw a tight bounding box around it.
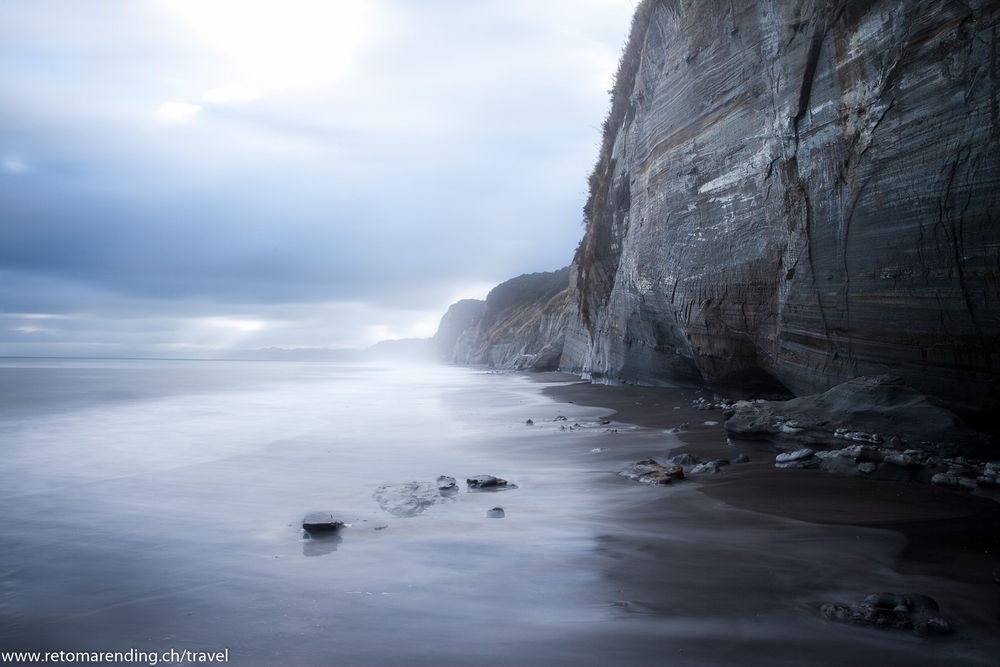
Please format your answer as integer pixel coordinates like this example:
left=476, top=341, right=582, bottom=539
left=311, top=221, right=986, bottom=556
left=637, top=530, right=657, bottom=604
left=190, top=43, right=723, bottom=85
left=539, top=375, right=1000, bottom=638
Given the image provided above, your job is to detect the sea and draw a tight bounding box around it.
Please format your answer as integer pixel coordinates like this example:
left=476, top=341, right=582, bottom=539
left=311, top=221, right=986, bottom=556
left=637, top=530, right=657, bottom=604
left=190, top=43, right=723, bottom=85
left=0, top=358, right=996, bottom=666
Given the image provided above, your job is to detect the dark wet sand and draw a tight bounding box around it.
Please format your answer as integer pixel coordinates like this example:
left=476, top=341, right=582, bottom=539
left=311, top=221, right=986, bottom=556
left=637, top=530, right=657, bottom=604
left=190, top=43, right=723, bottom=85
left=543, top=378, right=1000, bottom=596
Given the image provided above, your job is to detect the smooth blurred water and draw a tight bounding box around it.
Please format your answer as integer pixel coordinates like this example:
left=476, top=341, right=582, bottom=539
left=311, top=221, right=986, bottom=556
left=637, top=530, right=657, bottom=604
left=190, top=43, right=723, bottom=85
left=0, top=359, right=996, bottom=666
left=0, top=359, right=620, bottom=664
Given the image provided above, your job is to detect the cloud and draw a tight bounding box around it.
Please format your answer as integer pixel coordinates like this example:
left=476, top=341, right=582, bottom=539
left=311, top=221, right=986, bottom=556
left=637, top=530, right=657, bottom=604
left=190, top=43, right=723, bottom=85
left=0, top=0, right=635, bottom=355
left=154, top=101, right=202, bottom=123
left=2, top=156, right=30, bottom=174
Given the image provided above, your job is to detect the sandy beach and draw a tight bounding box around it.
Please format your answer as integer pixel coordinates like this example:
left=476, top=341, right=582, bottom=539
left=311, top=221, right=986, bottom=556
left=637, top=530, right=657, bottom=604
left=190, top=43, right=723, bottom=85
left=543, top=375, right=1000, bottom=663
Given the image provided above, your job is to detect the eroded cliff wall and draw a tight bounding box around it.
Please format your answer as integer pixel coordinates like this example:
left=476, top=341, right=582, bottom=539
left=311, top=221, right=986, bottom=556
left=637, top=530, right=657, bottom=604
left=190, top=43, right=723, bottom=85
left=434, top=268, right=571, bottom=370
left=563, top=0, right=1000, bottom=410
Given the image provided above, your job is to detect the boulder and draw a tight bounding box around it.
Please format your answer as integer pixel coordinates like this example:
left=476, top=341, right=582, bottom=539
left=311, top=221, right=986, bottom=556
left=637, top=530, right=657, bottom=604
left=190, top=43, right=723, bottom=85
left=486, top=507, right=505, bottom=518
left=667, top=452, right=700, bottom=467
left=619, top=459, right=684, bottom=485
left=775, top=449, right=819, bottom=469
left=930, top=473, right=961, bottom=488
left=467, top=475, right=515, bottom=490
left=302, top=512, right=345, bottom=534
left=726, top=376, right=987, bottom=456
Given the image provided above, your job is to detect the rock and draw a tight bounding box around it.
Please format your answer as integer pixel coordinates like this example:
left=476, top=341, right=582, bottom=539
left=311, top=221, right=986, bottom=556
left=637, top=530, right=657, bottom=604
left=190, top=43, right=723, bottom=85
left=525, top=419, right=534, bottom=426
left=486, top=507, right=505, bottom=518
left=667, top=452, right=700, bottom=467
left=437, top=475, right=458, bottom=491
left=840, top=445, right=885, bottom=463
left=553, top=415, right=568, bottom=421
left=774, top=448, right=820, bottom=469
left=821, top=592, right=952, bottom=637
left=776, top=448, right=814, bottom=463
left=857, top=462, right=878, bottom=475
left=883, top=453, right=919, bottom=468
left=374, top=481, right=457, bottom=517
left=733, top=452, right=750, bottom=464
left=690, top=461, right=722, bottom=475
left=977, top=475, right=1000, bottom=488
left=466, top=475, right=515, bottom=490
left=556, top=0, right=999, bottom=413
left=931, top=473, right=960, bottom=487
left=724, top=377, right=988, bottom=455
left=302, top=512, right=344, bottom=534
left=862, top=593, right=939, bottom=615
left=619, top=459, right=685, bottom=485
left=993, top=567, right=1000, bottom=586
left=703, top=420, right=719, bottom=427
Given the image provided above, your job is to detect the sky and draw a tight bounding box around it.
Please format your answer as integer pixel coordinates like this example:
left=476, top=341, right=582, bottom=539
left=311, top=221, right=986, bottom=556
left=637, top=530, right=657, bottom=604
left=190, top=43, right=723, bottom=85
left=0, top=0, right=636, bottom=357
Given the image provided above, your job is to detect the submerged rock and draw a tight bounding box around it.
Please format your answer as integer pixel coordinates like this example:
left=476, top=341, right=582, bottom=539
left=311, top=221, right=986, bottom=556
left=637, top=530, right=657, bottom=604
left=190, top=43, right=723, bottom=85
left=302, top=512, right=345, bottom=534
left=619, top=459, right=684, bottom=485
left=374, top=480, right=457, bottom=517
left=486, top=507, right=505, bottom=518
left=821, top=593, right=952, bottom=637
left=436, top=475, right=458, bottom=491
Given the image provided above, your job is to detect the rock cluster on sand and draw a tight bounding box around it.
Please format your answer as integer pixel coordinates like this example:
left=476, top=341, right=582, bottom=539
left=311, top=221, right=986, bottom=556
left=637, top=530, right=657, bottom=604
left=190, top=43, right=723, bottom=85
left=762, top=443, right=1000, bottom=491
left=725, top=376, right=987, bottom=456
left=821, top=593, right=952, bottom=637
left=619, top=459, right=684, bottom=485
left=620, top=452, right=749, bottom=485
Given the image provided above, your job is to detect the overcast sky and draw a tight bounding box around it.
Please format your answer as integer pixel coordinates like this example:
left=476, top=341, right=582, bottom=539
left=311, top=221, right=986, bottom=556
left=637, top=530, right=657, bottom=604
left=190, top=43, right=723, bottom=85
left=0, top=0, right=635, bottom=357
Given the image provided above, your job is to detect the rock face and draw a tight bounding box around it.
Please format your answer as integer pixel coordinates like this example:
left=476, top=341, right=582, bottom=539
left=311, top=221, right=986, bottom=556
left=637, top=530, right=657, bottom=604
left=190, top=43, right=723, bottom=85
left=433, top=268, right=571, bottom=370
left=560, top=0, right=1000, bottom=412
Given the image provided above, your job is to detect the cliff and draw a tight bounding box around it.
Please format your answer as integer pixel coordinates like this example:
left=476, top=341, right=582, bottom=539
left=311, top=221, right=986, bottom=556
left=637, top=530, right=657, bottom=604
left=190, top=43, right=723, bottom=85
left=433, top=268, right=571, bottom=370
left=561, top=0, right=1000, bottom=412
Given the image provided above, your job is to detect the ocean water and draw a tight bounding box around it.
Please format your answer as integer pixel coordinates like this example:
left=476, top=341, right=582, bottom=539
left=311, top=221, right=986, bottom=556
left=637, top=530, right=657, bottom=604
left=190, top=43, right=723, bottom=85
left=0, top=359, right=618, bottom=665
left=0, top=359, right=996, bottom=666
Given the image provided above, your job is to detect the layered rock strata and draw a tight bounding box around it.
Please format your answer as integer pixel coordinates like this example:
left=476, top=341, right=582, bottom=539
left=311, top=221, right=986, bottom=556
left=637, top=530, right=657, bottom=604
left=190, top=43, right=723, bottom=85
left=561, top=0, right=1000, bottom=412
left=433, top=268, right=571, bottom=370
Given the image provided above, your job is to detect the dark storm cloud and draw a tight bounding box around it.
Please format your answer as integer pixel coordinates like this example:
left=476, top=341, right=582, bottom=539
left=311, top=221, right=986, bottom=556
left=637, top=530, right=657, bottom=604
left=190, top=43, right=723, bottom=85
left=0, top=0, right=635, bottom=353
